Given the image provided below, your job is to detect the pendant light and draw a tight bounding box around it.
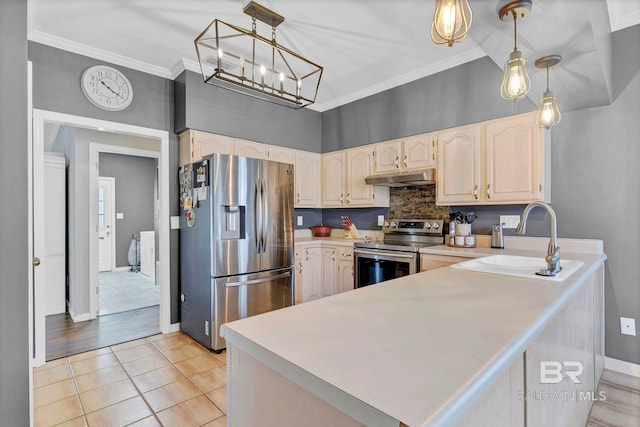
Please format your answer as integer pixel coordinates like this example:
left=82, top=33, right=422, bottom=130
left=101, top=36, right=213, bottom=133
left=498, top=1, right=532, bottom=101
left=430, top=0, right=473, bottom=47
left=535, top=55, right=562, bottom=128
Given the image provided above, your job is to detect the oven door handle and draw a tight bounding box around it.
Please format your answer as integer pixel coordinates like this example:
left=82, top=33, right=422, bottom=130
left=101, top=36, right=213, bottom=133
left=354, top=249, right=416, bottom=259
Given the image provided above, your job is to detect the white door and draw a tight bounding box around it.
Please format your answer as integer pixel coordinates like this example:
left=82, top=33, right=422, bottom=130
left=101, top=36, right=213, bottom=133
left=98, top=177, right=115, bottom=272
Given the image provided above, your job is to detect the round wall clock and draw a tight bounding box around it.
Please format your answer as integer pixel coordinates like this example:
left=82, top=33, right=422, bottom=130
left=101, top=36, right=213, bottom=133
left=81, top=65, right=133, bottom=111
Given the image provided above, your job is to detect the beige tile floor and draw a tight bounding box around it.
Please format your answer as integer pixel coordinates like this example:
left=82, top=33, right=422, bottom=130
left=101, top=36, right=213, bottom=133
left=33, top=332, right=226, bottom=427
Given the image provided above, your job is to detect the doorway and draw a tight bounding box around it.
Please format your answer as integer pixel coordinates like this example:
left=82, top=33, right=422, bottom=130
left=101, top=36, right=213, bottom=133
left=31, top=109, right=172, bottom=367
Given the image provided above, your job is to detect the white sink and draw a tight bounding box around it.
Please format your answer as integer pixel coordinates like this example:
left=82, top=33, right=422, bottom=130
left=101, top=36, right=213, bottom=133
left=450, top=255, right=584, bottom=282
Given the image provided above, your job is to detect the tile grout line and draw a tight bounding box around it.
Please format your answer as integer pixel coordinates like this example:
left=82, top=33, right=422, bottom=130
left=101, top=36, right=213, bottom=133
left=111, top=337, right=165, bottom=427
left=147, top=336, right=227, bottom=419
left=66, top=355, right=89, bottom=425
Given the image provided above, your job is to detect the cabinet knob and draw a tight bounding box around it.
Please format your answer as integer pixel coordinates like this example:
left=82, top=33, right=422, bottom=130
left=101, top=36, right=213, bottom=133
left=32, top=257, right=41, bottom=267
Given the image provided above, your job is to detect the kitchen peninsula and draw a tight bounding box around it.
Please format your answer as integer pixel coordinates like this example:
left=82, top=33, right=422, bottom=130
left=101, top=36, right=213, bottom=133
left=221, top=239, right=606, bottom=427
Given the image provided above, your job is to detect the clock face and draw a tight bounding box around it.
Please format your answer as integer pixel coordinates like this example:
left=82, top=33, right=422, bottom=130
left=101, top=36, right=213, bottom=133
left=81, top=65, right=133, bottom=111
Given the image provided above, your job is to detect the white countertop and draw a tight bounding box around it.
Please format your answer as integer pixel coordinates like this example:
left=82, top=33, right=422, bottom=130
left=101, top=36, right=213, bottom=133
left=222, top=245, right=606, bottom=427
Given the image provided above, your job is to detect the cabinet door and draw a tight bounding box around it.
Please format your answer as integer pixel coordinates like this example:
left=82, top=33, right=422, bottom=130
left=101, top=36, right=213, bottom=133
left=485, top=114, right=543, bottom=203
left=294, top=247, right=304, bottom=304
left=193, top=130, right=234, bottom=160
left=373, top=140, right=402, bottom=173
left=234, top=139, right=269, bottom=160
left=345, top=147, right=374, bottom=206
left=321, top=247, right=337, bottom=297
left=321, top=152, right=345, bottom=207
left=294, top=151, right=320, bottom=208
left=267, top=145, right=296, bottom=165
left=337, top=247, right=354, bottom=294
left=403, top=133, right=435, bottom=170
left=302, top=247, right=322, bottom=302
left=419, top=254, right=470, bottom=272
left=436, top=125, right=482, bottom=205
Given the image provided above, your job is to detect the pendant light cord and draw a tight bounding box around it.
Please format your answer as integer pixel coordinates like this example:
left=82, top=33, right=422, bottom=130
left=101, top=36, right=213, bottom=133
left=512, top=10, right=518, bottom=52
left=546, top=64, right=550, bottom=91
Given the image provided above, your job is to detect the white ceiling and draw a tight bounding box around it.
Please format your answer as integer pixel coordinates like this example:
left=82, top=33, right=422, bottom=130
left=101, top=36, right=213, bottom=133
left=27, top=0, right=640, bottom=112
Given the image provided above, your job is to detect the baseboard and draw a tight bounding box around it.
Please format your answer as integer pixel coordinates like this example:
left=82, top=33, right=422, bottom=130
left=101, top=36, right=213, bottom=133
left=168, top=322, right=181, bottom=333
left=68, top=308, right=90, bottom=323
left=604, top=356, right=640, bottom=377
left=114, top=266, right=132, bottom=272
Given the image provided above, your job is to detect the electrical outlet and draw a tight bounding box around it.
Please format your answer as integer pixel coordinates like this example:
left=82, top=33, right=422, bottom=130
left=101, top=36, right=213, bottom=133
left=297, top=216, right=303, bottom=226
left=500, top=215, right=521, bottom=229
left=620, top=317, right=636, bottom=336
left=378, top=215, right=385, bottom=226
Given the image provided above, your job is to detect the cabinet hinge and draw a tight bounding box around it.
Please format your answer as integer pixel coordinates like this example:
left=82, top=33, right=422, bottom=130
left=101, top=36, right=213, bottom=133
left=372, top=193, right=375, bottom=200
left=539, top=184, right=542, bottom=192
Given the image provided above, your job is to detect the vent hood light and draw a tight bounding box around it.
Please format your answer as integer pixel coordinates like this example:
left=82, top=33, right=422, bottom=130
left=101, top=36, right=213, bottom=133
left=364, top=169, right=436, bottom=187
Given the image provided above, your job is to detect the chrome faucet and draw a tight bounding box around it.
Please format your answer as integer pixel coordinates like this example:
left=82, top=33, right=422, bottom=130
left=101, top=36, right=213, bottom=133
left=516, top=201, right=562, bottom=276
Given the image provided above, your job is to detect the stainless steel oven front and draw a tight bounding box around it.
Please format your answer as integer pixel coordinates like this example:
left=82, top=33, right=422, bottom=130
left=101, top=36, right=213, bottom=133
left=354, top=248, right=419, bottom=288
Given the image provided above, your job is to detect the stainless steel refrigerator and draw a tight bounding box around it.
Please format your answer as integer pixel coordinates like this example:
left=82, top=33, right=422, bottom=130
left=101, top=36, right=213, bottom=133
left=179, top=153, right=294, bottom=351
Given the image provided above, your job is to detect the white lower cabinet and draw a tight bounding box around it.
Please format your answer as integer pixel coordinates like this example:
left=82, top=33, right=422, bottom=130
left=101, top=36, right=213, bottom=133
left=420, top=253, right=473, bottom=272
left=295, top=243, right=355, bottom=303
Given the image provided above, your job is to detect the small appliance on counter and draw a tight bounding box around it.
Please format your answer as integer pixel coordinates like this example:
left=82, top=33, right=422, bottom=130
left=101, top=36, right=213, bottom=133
left=491, top=224, right=505, bottom=249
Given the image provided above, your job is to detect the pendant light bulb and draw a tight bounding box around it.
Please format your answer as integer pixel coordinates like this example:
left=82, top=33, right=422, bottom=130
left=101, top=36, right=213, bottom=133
left=430, top=0, right=472, bottom=47
left=501, top=50, right=530, bottom=101
left=498, top=1, right=532, bottom=101
left=535, top=55, right=562, bottom=129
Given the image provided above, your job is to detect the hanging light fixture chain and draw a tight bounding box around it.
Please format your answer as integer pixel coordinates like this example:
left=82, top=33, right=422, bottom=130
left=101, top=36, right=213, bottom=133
left=513, top=11, right=518, bottom=52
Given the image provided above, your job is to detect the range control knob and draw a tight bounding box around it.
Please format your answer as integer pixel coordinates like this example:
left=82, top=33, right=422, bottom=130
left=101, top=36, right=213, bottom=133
left=432, top=222, right=440, bottom=229
left=390, top=222, right=397, bottom=227
left=424, top=222, right=432, bottom=229
left=384, top=221, right=390, bottom=227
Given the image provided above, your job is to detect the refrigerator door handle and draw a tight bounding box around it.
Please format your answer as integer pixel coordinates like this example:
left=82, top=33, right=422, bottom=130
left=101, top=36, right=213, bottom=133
left=223, top=271, right=291, bottom=288
left=254, top=179, right=262, bottom=252
left=261, top=179, right=267, bottom=253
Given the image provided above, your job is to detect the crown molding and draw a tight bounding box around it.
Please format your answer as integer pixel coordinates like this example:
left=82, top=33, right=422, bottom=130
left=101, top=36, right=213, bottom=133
left=27, top=30, right=174, bottom=79
left=312, top=47, right=487, bottom=112
left=606, top=0, right=640, bottom=32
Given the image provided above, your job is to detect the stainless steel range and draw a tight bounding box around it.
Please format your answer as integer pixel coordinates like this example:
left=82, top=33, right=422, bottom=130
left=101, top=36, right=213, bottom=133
left=354, top=218, right=445, bottom=287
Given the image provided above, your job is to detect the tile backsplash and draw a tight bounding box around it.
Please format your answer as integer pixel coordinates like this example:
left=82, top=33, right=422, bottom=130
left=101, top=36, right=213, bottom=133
left=388, top=185, right=449, bottom=219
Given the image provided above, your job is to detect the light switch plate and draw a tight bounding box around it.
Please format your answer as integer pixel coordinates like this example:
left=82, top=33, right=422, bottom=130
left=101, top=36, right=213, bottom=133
left=116, top=212, right=124, bottom=219
left=500, top=215, right=521, bottom=229
left=620, top=317, right=636, bottom=336
left=378, top=215, right=385, bottom=226
left=297, top=216, right=303, bottom=226
left=170, top=216, right=181, bottom=230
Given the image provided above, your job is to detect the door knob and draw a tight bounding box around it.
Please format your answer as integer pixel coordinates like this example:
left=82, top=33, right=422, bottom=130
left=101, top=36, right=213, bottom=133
left=32, top=257, right=41, bottom=267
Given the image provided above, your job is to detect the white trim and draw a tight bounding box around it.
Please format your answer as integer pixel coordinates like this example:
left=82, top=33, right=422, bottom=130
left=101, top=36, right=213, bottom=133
left=31, top=109, right=172, bottom=367
left=167, top=322, right=182, bottom=333
left=28, top=31, right=174, bottom=79
left=90, top=145, right=158, bottom=318
left=27, top=60, right=35, bottom=427
left=604, top=356, right=640, bottom=378
left=312, top=47, right=487, bottom=112
left=606, top=0, right=640, bottom=32
left=114, top=266, right=132, bottom=272
left=67, top=308, right=91, bottom=323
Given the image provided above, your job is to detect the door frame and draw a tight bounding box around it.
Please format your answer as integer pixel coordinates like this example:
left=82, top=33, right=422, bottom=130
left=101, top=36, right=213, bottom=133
left=97, top=176, right=116, bottom=273
left=32, top=109, right=171, bottom=367
left=90, top=145, right=158, bottom=318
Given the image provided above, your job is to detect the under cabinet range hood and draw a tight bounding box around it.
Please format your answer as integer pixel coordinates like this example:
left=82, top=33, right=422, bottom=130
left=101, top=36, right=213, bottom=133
left=364, top=169, right=436, bottom=187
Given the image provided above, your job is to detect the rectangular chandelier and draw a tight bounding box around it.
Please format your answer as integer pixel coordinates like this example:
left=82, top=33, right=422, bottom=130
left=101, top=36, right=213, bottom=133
left=195, top=1, right=323, bottom=109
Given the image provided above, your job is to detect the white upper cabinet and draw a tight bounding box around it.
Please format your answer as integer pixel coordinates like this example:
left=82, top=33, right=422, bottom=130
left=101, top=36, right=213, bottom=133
left=234, top=139, right=270, bottom=160
left=322, top=147, right=389, bottom=208
left=267, top=144, right=296, bottom=165
left=294, top=151, right=321, bottom=208
left=179, top=130, right=234, bottom=165
left=373, top=133, right=435, bottom=174
left=485, top=114, right=544, bottom=203
left=436, top=112, right=549, bottom=206
left=436, top=124, right=482, bottom=205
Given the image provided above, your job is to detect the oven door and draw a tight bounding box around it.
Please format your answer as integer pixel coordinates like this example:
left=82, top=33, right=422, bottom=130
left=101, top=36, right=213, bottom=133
left=354, top=249, right=418, bottom=288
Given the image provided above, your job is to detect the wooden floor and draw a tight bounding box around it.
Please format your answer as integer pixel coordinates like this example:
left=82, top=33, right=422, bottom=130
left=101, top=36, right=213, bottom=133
left=46, top=305, right=161, bottom=361
left=588, top=369, right=640, bottom=426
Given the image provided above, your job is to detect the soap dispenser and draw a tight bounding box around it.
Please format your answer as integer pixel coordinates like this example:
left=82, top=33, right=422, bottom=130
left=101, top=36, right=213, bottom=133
left=491, top=224, right=504, bottom=249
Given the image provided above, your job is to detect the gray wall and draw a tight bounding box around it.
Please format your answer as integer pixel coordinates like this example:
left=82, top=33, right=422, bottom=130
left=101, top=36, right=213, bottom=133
left=99, top=153, right=157, bottom=268
left=175, top=70, right=322, bottom=152
left=51, top=128, right=158, bottom=316
left=28, top=42, right=181, bottom=322
left=551, top=25, right=640, bottom=365
left=322, top=57, right=536, bottom=152
left=0, top=0, right=29, bottom=425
